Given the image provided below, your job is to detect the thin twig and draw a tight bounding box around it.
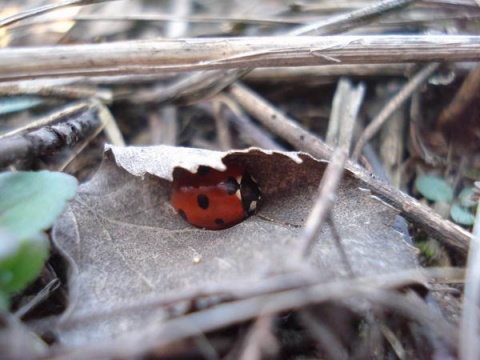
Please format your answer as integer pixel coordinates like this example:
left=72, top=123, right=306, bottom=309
left=0, top=0, right=115, bottom=28
left=327, top=216, right=355, bottom=277
left=8, top=13, right=302, bottom=30
left=289, top=0, right=417, bottom=35
left=298, top=308, right=349, bottom=360
left=228, top=83, right=471, bottom=255
left=228, top=83, right=333, bottom=158
left=363, top=290, right=458, bottom=349
left=57, top=124, right=104, bottom=172
left=14, top=279, right=61, bottom=319
left=246, top=63, right=474, bottom=82
left=0, top=83, right=112, bottom=102
left=212, top=99, right=233, bottom=151
left=327, top=78, right=365, bottom=154
left=92, top=99, right=125, bottom=146
left=153, top=107, right=178, bottom=145
left=238, top=316, right=278, bottom=360
left=208, top=95, right=284, bottom=150
left=379, top=322, right=406, bottom=359
left=327, top=78, right=352, bottom=147
left=297, top=149, right=348, bottom=260
left=352, top=63, right=440, bottom=161
left=166, top=0, right=191, bottom=38
left=129, top=69, right=251, bottom=105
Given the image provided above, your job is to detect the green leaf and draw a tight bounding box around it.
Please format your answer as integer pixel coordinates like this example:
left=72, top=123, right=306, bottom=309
left=415, top=175, right=453, bottom=202
left=0, top=290, right=8, bottom=310
left=458, top=187, right=476, bottom=208
left=0, top=171, right=78, bottom=240
left=0, top=171, right=78, bottom=295
left=450, top=203, right=475, bottom=226
left=0, top=230, right=49, bottom=293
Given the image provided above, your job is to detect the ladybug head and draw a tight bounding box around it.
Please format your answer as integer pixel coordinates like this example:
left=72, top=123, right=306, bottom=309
left=240, top=171, right=261, bottom=215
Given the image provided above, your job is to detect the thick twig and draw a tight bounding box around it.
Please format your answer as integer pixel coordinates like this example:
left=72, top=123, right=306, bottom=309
left=1, top=36, right=480, bottom=81
left=0, top=102, right=88, bottom=139
left=352, top=63, right=440, bottom=161
left=0, top=104, right=102, bottom=168
left=228, top=83, right=471, bottom=255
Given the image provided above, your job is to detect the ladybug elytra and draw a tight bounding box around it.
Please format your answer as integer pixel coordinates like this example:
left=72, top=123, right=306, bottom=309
left=171, top=165, right=261, bottom=230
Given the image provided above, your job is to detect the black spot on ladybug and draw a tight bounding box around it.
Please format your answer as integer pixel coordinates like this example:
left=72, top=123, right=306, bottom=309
left=197, top=166, right=210, bottom=176
left=178, top=209, right=188, bottom=221
left=197, top=194, right=209, bottom=210
left=225, top=176, right=239, bottom=195
left=215, top=218, right=225, bottom=225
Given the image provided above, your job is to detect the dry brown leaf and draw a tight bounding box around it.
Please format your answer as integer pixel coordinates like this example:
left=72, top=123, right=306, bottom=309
left=52, top=145, right=418, bottom=344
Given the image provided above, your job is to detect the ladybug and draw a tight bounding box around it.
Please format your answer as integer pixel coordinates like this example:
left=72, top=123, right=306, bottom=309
left=171, top=165, right=261, bottom=230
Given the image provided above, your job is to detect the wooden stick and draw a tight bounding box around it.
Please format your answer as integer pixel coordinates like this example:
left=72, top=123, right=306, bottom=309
left=0, top=103, right=102, bottom=168
left=1, top=35, right=480, bottom=81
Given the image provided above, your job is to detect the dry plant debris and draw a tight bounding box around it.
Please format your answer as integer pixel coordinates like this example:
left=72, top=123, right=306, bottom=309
left=52, top=146, right=418, bottom=346
left=0, top=0, right=479, bottom=359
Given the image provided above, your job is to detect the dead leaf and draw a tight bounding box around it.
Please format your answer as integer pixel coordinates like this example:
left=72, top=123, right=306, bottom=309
left=52, top=145, right=418, bottom=344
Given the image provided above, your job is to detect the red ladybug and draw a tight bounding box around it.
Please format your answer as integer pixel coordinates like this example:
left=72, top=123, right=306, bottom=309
left=171, top=165, right=261, bottom=230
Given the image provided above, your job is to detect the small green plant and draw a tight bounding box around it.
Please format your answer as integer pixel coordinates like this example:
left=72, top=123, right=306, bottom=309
left=415, top=174, right=476, bottom=227
left=0, top=171, right=78, bottom=309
